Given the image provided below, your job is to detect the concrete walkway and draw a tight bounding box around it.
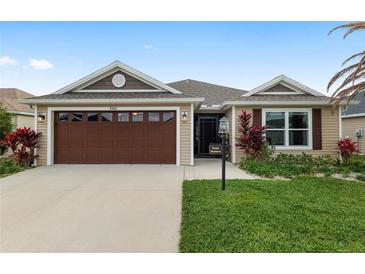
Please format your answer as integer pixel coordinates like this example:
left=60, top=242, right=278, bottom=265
left=184, top=158, right=256, bottom=180
left=0, top=159, right=253, bottom=252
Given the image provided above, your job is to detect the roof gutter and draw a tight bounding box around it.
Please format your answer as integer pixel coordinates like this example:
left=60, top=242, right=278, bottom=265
left=18, top=97, right=206, bottom=105
left=341, top=112, right=365, bottom=119
left=8, top=110, right=34, bottom=116
left=221, top=100, right=358, bottom=109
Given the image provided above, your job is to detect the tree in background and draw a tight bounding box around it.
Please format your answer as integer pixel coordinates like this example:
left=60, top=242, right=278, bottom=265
left=0, top=103, right=14, bottom=155
left=328, top=22, right=365, bottom=106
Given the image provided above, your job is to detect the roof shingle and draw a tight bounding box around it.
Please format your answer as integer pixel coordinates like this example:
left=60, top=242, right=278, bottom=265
left=0, top=88, right=34, bottom=113
left=342, top=92, right=365, bottom=115
left=168, top=79, right=247, bottom=106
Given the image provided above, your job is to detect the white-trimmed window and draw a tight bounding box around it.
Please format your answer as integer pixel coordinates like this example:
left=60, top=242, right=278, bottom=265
left=263, top=109, right=312, bottom=150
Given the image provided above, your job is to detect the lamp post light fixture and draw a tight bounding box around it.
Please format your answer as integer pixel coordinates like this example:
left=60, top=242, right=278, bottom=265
left=218, top=117, right=229, bottom=191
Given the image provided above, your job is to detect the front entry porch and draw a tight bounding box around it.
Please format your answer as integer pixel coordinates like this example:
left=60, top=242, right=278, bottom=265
left=194, top=113, right=224, bottom=158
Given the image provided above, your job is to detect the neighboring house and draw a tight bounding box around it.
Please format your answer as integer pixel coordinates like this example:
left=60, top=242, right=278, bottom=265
left=19, top=60, right=346, bottom=166
left=0, top=88, right=34, bottom=129
left=342, top=92, right=365, bottom=154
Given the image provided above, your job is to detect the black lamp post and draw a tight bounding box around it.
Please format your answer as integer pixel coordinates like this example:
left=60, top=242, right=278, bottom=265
left=218, top=117, right=229, bottom=191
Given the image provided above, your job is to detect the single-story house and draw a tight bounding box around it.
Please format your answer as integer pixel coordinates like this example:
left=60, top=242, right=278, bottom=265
left=342, top=92, right=365, bottom=153
left=19, top=60, right=346, bottom=166
left=0, top=88, right=34, bottom=129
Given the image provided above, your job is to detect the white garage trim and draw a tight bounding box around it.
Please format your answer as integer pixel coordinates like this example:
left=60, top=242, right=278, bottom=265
left=231, top=106, right=236, bottom=164
left=46, top=106, right=181, bottom=166
left=34, top=104, right=38, bottom=166
left=190, top=103, right=194, bottom=166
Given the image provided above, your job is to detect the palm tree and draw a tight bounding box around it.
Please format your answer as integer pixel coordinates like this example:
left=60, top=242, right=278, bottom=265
left=328, top=22, right=365, bottom=106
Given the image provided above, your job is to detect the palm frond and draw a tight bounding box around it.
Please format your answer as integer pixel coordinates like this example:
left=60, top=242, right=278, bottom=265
left=327, top=63, right=361, bottom=91
left=328, top=22, right=365, bottom=107
left=342, top=51, right=365, bottom=66
left=329, top=22, right=365, bottom=38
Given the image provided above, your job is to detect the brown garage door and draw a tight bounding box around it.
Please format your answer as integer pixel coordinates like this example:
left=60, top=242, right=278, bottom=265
left=54, top=111, right=176, bottom=164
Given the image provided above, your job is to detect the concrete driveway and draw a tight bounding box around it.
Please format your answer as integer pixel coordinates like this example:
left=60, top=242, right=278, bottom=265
left=0, top=160, right=253, bottom=252
left=0, top=165, right=184, bottom=252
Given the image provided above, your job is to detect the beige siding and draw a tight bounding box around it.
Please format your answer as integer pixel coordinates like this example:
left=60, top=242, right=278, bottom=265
left=225, top=107, right=233, bottom=161
left=36, top=106, right=48, bottom=166
left=180, top=104, right=193, bottom=165
left=35, top=104, right=193, bottom=166
left=15, top=115, right=34, bottom=128
left=342, top=116, right=365, bottom=153
left=232, top=106, right=340, bottom=164
left=320, top=107, right=340, bottom=155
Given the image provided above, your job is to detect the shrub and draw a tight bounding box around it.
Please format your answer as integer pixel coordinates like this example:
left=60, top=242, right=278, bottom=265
left=236, top=111, right=267, bottom=159
left=0, top=157, right=24, bottom=177
left=240, top=151, right=365, bottom=180
left=6, top=127, right=40, bottom=167
left=337, top=137, right=357, bottom=161
left=0, top=103, right=14, bottom=155
left=240, top=153, right=338, bottom=178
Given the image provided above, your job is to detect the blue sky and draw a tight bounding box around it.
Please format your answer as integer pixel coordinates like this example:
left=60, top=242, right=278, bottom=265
left=1, top=21, right=364, bottom=96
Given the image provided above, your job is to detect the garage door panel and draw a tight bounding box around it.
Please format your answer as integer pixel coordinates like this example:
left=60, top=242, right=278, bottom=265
left=84, top=151, right=99, bottom=163
left=54, top=111, right=176, bottom=164
left=69, top=126, right=83, bottom=136
left=84, top=125, right=100, bottom=136
left=85, top=136, right=100, bottom=148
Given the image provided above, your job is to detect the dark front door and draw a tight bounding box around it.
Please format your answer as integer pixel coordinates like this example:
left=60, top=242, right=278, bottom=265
left=54, top=111, right=176, bottom=164
left=197, top=116, right=221, bottom=156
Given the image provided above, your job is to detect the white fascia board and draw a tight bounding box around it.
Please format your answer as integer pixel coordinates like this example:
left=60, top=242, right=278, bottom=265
left=199, top=106, right=222, bottom=110
left=222, top=101, right=332, bottom=107
left=342, top=112, right=365, bottom=119
left=222, top=100, right=352, bottom=108
left=18, top=97, right=206, bottom=105
left=8, top=110, right=34, bottom=116
left=243, top=75, right=324, bottom=97
left=53, top=60, right=183, bottom=95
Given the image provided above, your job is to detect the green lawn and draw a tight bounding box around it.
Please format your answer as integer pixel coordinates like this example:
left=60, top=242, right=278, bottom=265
left=180, top=177, right=365, bottom=252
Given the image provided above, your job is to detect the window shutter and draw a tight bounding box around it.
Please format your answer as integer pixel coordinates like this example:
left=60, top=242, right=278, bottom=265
left=312, top=109, right=322, bottom=150
left=252, top=109, right=262, bottom=127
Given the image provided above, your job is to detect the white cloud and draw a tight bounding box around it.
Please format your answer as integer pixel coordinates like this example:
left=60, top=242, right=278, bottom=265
left=144, top=44, right=158, bottom=51
left=0, top=56, right=18, bottom=66
left=29, top=59, right=54, bottom=70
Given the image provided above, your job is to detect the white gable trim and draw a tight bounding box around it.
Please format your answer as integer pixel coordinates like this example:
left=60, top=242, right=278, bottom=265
left=243, top=75, right=324, bottom=97
left=74, top=89, right=166, bottom=93
left=53, top=60, right=182, bottom=95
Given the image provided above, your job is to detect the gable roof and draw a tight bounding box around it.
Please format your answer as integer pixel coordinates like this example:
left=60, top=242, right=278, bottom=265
left=0, top=88, right=34, bottom=114
left=53, top=60, right=182, bottom=95
left=342, top=92, right=365, bottom=117
left=168, top=79, right=247, bottom=106
left=243, top=75, right=324, bottom=97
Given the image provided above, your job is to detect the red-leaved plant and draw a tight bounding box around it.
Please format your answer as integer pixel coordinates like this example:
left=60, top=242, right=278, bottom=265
left=236, top=111, right=266, bottom=159
left=337, top=136, right=357, bottom=161
left=6, top=127, right=40, bottom=167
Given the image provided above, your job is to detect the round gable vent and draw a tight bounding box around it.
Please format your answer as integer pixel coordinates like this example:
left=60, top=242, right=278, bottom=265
left=112, top=73, right=126, bottom=88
